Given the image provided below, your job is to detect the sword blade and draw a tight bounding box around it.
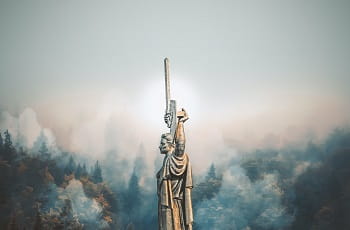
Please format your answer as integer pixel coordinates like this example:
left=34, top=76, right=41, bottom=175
left=164, top=58, right=170, bottom=114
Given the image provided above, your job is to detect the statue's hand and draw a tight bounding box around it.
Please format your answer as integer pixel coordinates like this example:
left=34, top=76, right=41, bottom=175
left=164, top=113, right=171, bottom=127
left=179, top=108, right=189, bottom=123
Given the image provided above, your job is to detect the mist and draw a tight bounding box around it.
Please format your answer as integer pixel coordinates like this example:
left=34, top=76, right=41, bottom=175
left=1, top=105, right=350, bottom=229
left=1, top=0, right=350, bottom=229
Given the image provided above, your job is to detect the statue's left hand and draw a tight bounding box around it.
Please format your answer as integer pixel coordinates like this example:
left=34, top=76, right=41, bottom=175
left=179, top=108, right=189, bottom=123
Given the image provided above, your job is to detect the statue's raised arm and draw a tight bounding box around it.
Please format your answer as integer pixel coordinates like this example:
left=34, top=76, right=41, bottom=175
left=174, top=108, right=189, bottom=157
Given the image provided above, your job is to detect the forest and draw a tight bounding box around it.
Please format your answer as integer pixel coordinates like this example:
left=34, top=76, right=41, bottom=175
left=0, top=128, right=350, bottom=229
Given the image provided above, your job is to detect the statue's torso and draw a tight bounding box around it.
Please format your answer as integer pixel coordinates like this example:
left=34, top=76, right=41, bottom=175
left=157, top=152, right=192, bottom=230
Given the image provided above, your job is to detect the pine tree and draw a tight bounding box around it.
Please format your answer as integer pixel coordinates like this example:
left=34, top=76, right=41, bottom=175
left=4, top=130, right=13, bottom=151
left=126, top=169, right=141, bottom=213
left=32, top=130, right=49, bottom=154
left=92, top=160, right=103, bottom=183
left=0, top=131, right=3, bottom=147
left=192, top=163, right=222, bottom=206
left=39, top=142, right=48, bottom=155
left=81, top=163, right=88, bottom=177
left=39, top=142, right=50, bottom=160
left=206, top=163, right=216, bottom=180
left=64, top=156, right=76, bottom=175
left=90, top=166, right=94, bottom=176
left=0, top=131, right=3, bottom=156
left=75, top=163, right=82, bottom=179
left=3, top=130, right=15, bottom=161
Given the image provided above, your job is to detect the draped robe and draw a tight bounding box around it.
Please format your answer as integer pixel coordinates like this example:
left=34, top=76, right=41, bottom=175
left=157, top=152, right=193, bottom=230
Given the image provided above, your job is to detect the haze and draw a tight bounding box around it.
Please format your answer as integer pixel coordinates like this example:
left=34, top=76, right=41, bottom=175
left=1, top=0, right=349, bottom=172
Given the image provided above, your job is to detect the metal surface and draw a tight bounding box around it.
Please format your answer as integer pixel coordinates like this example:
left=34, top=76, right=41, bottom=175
left=163, top=57, right=178, bottom=138
left=164, top=58, right=171, bottom=128
left=169, top=100, right=177, bottom=138
left=158, top=58, right=193, bottom=230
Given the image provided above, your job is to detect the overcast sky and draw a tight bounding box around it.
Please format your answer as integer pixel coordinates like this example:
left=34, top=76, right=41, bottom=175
left=0, top=0, right=349, bottom=167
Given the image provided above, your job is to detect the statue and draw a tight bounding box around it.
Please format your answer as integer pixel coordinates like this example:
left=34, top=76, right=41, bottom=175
left=157, top=58, right=193, bottom=230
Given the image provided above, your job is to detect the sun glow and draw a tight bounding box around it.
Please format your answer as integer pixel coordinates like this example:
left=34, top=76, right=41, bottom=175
left=137, top=74, right=201, bottom=130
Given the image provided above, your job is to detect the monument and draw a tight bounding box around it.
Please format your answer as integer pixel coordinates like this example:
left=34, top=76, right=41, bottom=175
left=157, top=58, right=193, bottom=230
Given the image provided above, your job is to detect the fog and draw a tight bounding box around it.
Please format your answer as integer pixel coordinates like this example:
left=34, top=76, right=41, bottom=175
left=1, top=0, right=350, bottom=229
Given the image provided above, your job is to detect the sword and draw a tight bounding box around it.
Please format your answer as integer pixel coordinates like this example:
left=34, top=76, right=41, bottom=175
left=164, top=58, right=171, bottom=122
left=163, top=58, right=184, bottom=138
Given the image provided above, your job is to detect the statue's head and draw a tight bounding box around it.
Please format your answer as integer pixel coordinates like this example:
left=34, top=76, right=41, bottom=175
left=159, top=133, right=174, bottom=154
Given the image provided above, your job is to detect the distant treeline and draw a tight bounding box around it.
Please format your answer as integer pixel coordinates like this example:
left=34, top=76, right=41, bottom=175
left=1, top=128, right=350, bottom=229
left=0, top=130, right=117, bottom=229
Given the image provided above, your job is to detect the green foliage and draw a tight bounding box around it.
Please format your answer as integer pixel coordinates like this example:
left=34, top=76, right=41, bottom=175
left=120, top=168, right=145, bottom=229
left=193, top=164, right=223, bottom=206
left=38, top=142, right=50, bottom=160
left=0, top=145, right=118, bottom=229
left=64, top=156, right=76, bottom=175
left=0, top=132, right=3, bottom=147
left=206, top=163, right=216, bottom=180
left=75, top=163, right=82, bottom=179
left=1, top=130, right=15, bottom=162
left=4, top=130, right=13, bottom=150
left=292, top=141, right=350, bottom=229
left=92, top=160, right=103, bottom=183
left=81, top=163, right=88, bottom=177
left=126, top=170, right=141, bottom=211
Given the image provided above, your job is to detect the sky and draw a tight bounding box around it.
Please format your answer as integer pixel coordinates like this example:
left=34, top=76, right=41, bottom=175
left=0, top=0, right=349, bottom=172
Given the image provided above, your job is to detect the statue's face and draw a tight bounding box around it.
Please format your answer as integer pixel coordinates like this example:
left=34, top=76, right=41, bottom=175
left=159, top=138, right=172, bottom=154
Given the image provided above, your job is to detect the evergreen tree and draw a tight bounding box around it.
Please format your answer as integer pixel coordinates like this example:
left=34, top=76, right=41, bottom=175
left=64, top=156, right=76, bottom=175
left=39, top=142, right=48, bottom=155
left=90, top=166, right=94, bottom=176
left=0, top=131, right=3, bottom=147
left=206, top=163, right=217, bottom=180
left=126, top=169, right=141, bottom=212
left=32, top=130, right=49, bottom=155
left=81, top=163, right=88, bottom=177
left=3, top=130, right=15, bottom=161
left=0, top=131, right=3, bottom=157
left=39, top=142, right=50, bottom=160
left=92, top=160, right=103, bottom=183
left=123, top=168, right=143, bottom=229
left=75, top=163, right=82, bottom=179
left=4, top=130, right=13, bottom=151
left=192, top=163, right=223, bottom=206
left=14, top=133, right=26, bottom=152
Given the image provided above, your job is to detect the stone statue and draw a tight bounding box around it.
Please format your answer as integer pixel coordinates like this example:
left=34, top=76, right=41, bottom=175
left=157, top=109, right=193, bottom=230
left=157, top=58, right=193, bottom=230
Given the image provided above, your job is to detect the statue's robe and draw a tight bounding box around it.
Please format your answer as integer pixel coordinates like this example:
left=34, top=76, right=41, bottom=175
left=157, top=152, right=193, bottom=230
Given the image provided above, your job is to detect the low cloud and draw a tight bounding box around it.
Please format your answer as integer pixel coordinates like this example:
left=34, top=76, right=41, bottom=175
left=0, top=108, right=56, bottom=150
